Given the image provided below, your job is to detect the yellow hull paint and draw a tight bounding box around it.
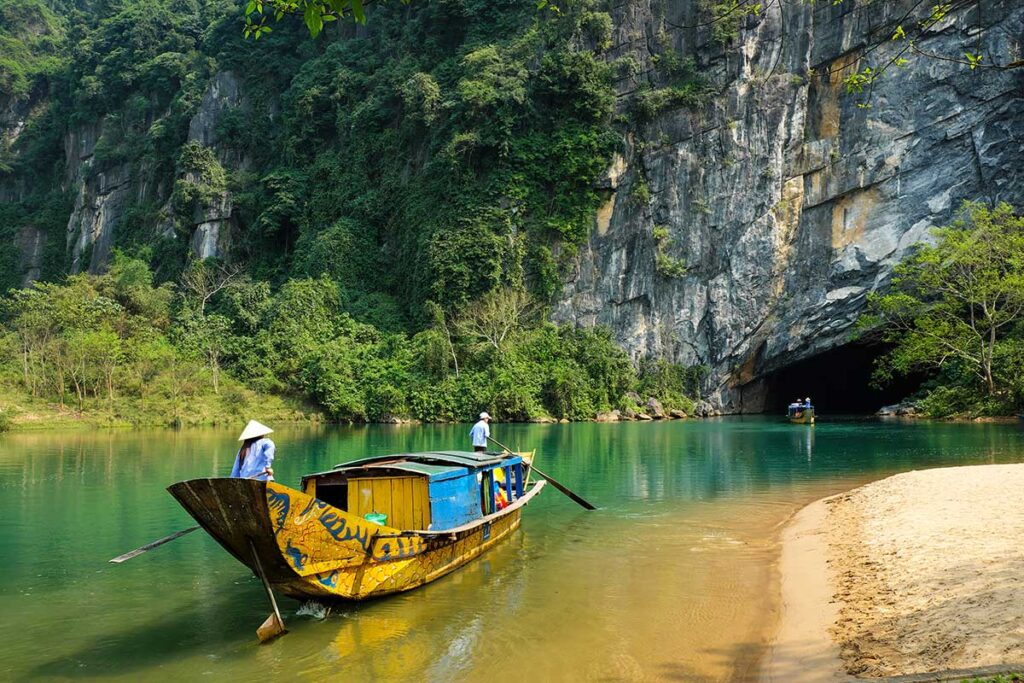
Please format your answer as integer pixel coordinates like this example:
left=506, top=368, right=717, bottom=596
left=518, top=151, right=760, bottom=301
left=266, top=481, right=526, bottom=601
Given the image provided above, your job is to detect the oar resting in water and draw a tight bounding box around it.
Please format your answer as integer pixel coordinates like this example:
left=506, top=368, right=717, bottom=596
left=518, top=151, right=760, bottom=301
left=486, top=435, right=597, bottom=511
left=109, top=526, right=200, bottom=563
left=110, top=419, right=278, bottom=563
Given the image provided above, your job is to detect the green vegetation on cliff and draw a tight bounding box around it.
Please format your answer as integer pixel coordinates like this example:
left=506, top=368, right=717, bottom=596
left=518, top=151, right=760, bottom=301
left=0, top=0, right=712, bottom=426
left=0, top=253, right=701, bottom=426
left=861, top=202, right=1024, bottom=418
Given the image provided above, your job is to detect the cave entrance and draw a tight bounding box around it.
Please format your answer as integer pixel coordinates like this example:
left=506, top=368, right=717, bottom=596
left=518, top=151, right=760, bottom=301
left=760, top=342, right=922, bottom=415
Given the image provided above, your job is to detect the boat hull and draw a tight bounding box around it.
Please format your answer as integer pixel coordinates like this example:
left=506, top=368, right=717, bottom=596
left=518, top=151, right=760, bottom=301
left=169, top=477, right=541, bottom=601
left=787, top=409, right=815, bottom=424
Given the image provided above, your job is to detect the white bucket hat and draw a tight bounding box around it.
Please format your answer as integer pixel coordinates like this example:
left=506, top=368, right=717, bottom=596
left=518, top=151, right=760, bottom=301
left=238, top=420, right=274, bottom=441
left=479, top=412, right=490, bottom=420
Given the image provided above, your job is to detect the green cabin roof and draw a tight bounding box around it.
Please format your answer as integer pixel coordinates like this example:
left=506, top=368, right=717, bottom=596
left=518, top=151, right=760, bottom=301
left=355, top=461, right=468, bottom=482
left=333, top=450, right=507, bottom=470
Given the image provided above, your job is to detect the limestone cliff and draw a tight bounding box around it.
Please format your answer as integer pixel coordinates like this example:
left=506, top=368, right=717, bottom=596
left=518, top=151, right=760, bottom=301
left=59, top=71, right=246, bottom=273
left=554, top=0, right=1024, bottom=411
left=3, top=0, right=1022, bottom=413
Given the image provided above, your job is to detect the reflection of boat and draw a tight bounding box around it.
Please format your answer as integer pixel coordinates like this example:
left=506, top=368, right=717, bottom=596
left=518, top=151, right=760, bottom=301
left=787, top=402, right=815, bottom=424
left=169, top=450, right=543, bottom=601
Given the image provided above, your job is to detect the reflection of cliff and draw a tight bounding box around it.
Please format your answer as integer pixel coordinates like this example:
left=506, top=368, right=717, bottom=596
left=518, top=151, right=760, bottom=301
left=554, top=0, right=1024, bottom=411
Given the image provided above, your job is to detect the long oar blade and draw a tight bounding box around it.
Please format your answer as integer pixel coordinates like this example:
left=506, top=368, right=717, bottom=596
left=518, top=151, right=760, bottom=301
left=486, top=435, right=597, bottom=511
left=109, top=525, right=201, bottom=563
left=529, top=465, right=598, bottom=510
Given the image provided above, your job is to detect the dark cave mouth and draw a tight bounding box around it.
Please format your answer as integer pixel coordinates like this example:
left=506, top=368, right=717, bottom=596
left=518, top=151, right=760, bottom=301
left=759, top=342, right=923, bottom=415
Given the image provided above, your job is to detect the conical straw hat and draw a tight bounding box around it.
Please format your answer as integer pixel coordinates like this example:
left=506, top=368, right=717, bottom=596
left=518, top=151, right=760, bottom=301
left=238, top=420, right=274, bottom=441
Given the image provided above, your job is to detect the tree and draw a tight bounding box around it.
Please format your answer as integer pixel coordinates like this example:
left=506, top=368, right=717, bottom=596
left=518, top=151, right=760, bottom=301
left=418, top=301, right=459, bottom=377
left=179, top=258, right=241, bottom=316
left=861, top=202, right=1024, bottom=398
left=243, top=0, right=405, bottom=39
left=175, top=310, right=233, bottom=394
left=455, top=287, right=540, bottom=352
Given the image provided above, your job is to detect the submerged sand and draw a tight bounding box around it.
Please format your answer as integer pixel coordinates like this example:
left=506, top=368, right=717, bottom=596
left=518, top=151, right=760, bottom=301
left=765, top=464, right=1024, bottom=680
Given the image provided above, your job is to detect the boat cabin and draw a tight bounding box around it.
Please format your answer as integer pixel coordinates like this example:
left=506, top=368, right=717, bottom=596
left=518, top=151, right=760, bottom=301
left=299, top=451, right=527, bottom=532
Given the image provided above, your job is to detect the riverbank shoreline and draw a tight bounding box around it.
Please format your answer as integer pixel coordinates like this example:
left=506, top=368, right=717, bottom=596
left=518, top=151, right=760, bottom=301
left=764, top=464, right=1024, bottom=681
left=4, top=401, right=1020, bottom=432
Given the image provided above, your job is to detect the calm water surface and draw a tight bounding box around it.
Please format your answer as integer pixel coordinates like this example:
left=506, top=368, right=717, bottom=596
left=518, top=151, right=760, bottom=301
left=3, top=418, right=1023, bottom=682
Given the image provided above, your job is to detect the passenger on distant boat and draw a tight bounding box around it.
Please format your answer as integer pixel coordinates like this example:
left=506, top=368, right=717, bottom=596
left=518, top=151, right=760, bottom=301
left=231, top=420, right=276, bottom=481
left=470, top=412, right=491, bottom=452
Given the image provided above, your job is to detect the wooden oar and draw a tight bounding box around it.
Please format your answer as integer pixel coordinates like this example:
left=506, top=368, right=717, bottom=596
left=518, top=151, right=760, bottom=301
left=250, top=539, right=287, bottom=643
left=487, top=436, right=597, bottom=511
left=108, top=525, right=201, bottom=563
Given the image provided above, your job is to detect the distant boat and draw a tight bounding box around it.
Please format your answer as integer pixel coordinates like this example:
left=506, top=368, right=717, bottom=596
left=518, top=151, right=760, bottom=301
left=787, top=403, right=815, bottom=424
left=169, top=450, right=543, bottom=602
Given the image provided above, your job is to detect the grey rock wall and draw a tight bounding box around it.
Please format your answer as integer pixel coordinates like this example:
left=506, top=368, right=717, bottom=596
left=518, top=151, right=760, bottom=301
left=61, top=70, right=247, bottom=271
left=178, top=70, right=247, bottom=260
left=63, top=118, right=135, bottom=273
left=554, top=0, right=1024, bottom=412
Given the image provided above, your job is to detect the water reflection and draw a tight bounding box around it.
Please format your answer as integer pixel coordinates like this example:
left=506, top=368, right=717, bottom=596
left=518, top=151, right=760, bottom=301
left=2, top=419, right=1023, bottom=682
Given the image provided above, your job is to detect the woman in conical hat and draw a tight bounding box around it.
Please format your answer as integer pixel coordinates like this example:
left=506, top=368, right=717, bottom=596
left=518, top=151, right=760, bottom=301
left=230, top=420, right=276, bottom=481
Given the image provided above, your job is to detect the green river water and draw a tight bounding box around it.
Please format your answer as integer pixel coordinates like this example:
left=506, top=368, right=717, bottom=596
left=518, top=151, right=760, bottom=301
left=3, top=418, right=1024, bottom=682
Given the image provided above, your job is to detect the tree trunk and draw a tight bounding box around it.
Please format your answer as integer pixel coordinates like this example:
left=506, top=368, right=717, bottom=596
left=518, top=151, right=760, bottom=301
left=985, top=325, right=996, bottom=395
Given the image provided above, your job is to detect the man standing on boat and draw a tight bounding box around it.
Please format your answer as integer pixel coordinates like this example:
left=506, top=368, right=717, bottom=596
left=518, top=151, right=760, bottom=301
left=231, top=420, right=276, bottom=481
left=470, top=412, right=490, bottom=452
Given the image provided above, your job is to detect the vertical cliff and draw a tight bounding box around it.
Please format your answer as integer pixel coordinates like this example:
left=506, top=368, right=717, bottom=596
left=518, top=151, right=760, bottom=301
left=2, top=0, right=1022, bottom=414
left=554, top=0, right=1024, bottom=411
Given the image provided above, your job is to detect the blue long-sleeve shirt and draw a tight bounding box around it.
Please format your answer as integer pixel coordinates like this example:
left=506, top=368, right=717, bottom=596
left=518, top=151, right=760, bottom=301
left=230, top=437, right=275, bottom=481
left=470, top=420, right=490, bottom=448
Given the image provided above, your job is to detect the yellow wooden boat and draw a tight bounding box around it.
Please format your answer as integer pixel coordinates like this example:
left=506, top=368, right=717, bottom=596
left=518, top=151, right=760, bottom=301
left=787, top=403, right=815, bottom=424
left=168, top=450, right=544, bottom=602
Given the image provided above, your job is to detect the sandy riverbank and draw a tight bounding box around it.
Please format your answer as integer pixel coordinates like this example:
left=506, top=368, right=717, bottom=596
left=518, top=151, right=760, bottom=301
left=763, top=464, right=1024, bottom=681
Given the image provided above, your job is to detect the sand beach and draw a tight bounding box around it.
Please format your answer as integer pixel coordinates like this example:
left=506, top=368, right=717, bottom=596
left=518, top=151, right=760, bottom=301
left=764, top=464, right=1024, bottom=681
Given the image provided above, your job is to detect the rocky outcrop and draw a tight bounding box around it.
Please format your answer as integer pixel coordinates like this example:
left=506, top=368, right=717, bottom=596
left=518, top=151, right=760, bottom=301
left=179, top=70, right=248, bottom=260
left=59, top=71, right=248, bottom=271
left=63, top=119, right=135, bottom=273
left=645, top=396, right=665, bottom=418
left=15, top=225, right=46, bottom=286
left=555, top=0, right=1024, bottom=412
left=877, top=401, right=918, bottom=417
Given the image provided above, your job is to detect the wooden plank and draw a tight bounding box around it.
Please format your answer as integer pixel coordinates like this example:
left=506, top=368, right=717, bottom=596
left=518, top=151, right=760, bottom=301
left=412, top=478, right=426, bottom=530
left=399, top=477, right=413, bottom=529
left=390, top=478, right=403, bottom=528
left=349, top=478, right=374, bottom=518
left=371, top=479, right=390, bottom=520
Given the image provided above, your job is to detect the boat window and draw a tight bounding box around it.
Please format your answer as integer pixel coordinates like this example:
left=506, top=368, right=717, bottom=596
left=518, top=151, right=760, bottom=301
left=315, top=481, right=348, bottom=510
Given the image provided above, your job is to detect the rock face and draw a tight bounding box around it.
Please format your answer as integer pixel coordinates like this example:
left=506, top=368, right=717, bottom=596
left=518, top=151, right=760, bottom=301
left=60, top=71, right=247, bottom=273
left=63, top=120, right=134, bottom=273
left=645, top=397, right=665, bottom=418
left=554, top=0, right=1024, bottom=412
left=180, top=71, right=248, bottom=260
